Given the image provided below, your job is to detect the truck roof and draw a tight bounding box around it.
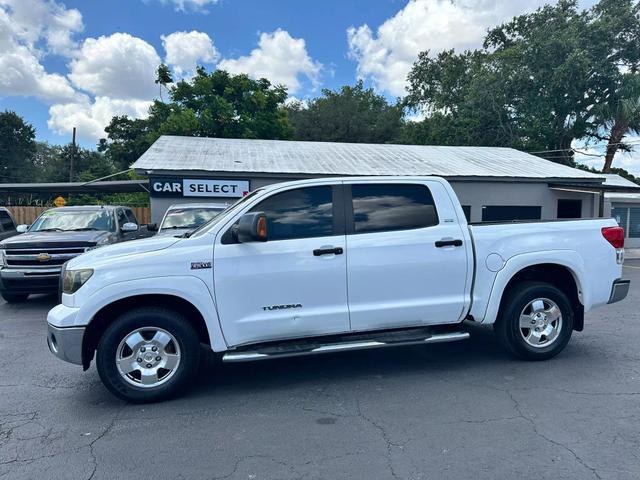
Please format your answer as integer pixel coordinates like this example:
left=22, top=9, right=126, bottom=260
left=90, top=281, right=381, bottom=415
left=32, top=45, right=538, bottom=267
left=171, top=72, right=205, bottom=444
left=255, top=176, right=449, bottom=193
left=46, top=205, right=126, bottom=211
left=167, top=202, right=229, bottom=210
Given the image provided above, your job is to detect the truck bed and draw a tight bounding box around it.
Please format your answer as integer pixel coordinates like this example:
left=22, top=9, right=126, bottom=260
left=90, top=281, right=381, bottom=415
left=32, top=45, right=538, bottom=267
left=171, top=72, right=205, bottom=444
left=467, top=217, right=622, bottom=323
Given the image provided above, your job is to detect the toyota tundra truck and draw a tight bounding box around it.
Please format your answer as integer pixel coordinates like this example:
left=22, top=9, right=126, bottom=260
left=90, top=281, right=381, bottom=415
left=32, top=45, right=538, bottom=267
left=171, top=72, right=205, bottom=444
left=46, top=177, right=629, bottom=403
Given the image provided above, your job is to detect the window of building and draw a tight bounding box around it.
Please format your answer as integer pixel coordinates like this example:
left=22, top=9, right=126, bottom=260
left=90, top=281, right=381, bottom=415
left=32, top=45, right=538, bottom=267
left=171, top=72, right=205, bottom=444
left=481, top=206, right=542, bottom=222
left=250, top=186, right=334, bottom=241
left=557, top=199, right=582, bottom=219
left=350, top=184, right=438, bottom=234
left=629, top=207, right=640, bottom=238
left=612, top=206, right=629, bottom=233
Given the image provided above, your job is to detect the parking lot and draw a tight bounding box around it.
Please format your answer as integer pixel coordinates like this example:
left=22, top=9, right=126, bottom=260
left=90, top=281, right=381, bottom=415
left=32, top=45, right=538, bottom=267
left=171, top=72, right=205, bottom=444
left=0, top=264, right=638, bottom=479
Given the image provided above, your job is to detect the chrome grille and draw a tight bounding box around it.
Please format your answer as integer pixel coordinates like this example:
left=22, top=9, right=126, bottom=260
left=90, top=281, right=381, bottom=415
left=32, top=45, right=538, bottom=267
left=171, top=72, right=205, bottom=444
left=4, top=246, right=88, bottom=270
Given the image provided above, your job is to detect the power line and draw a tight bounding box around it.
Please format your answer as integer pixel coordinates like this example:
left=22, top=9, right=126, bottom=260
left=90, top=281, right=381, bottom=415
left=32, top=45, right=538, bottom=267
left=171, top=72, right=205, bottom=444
left=528, top=138, right=640, bottom=155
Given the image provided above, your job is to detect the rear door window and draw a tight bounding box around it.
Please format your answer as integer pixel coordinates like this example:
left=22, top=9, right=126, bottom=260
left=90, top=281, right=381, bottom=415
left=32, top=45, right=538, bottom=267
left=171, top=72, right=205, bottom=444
left=124, top=209, right=138, bottom=224
left=349, top=184, right=439, bottom=234
left=116, top=209, right=127, bottom=228
left=0, top=211, right=15, bottom=231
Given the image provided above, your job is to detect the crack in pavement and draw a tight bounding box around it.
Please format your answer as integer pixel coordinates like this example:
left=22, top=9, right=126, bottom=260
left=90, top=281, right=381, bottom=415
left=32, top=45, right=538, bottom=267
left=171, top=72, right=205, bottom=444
left=209, top=454, right=302, bottom=480
left=432, top=374, right=605, bottom=480
left=505, top=390, right=603, bottom=480
left=85, top=404, right=128, bottom=480
left=354, top=397, right=408, bottom=480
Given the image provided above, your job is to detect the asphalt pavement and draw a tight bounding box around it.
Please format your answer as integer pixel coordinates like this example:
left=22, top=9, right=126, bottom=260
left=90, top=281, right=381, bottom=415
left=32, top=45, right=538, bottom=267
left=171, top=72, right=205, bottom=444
left=1, top=262, right=640, bottom=479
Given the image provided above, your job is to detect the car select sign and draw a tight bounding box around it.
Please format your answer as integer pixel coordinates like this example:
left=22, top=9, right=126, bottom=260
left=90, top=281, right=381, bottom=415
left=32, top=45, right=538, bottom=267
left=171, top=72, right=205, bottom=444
left=150, top=177, right=249, bottom=198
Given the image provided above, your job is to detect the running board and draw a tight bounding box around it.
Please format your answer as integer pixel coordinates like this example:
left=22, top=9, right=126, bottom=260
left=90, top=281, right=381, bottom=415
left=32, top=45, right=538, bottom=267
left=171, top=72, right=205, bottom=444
left=222, top=331, right=470, bottom=363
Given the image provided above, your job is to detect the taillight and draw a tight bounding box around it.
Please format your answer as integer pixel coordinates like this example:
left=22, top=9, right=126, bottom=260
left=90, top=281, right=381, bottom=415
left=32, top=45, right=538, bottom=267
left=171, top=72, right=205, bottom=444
left=602, top=226, right=625, bottom=249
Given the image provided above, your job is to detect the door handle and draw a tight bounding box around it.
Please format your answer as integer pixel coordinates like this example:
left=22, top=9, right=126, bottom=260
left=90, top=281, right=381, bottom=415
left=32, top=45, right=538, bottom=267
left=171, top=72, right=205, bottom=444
left=435, top=239, right=463, bottom=248
left=313, top=247, right=343, bottom=256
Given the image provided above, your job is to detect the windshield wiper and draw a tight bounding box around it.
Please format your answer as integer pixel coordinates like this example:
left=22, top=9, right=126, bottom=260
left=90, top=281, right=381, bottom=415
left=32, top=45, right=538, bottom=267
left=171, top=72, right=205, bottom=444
left=36, top=228, right=64, bottom=232
left=162, top=225, right=199, bottom=230
left=67, top=227, right=100, bottom=231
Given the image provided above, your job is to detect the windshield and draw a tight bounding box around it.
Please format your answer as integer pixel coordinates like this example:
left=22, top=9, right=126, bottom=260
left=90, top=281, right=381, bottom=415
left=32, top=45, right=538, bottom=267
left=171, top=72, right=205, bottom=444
left=186, top=190, right=264, bottom=238
left=161, top=207, right=225, bottom=230
left=30, top=209, right=115, bottom=232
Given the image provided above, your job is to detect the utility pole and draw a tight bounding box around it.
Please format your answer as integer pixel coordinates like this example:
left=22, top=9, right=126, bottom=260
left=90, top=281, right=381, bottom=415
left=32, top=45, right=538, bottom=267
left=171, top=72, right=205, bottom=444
left=70, top=127, right=76, bottom=183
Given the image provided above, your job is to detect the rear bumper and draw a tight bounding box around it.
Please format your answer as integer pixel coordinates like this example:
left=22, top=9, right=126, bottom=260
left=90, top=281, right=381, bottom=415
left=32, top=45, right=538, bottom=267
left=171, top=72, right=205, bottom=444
left=608, top=279, right=630, bottom=304
left=0, top=268, right=61, bottom=294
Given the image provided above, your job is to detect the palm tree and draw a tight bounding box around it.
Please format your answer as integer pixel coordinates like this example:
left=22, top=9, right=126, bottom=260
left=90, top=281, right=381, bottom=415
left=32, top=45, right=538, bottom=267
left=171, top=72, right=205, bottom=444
left=595, top=74, right=640, bottom=172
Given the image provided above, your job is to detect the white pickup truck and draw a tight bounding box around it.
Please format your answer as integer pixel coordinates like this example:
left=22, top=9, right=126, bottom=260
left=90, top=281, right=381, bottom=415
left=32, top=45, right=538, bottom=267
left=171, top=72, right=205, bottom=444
left=47, top=177, right=629, bottom=402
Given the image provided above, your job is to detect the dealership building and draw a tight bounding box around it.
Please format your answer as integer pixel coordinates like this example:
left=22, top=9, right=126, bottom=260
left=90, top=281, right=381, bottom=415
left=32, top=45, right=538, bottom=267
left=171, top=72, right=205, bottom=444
left=132, top=135, right=640, bottom=225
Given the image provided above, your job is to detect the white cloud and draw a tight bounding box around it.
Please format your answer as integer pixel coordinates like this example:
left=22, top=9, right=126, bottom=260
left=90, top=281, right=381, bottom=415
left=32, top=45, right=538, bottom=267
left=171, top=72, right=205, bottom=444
left=347, top=0, right=549, bottom=96
left=162, top=30, right=218, bottom=78
left=0, top=0, right=83, bottom=56
left=0, top=0, right=81, bottom=102
left=218, top=29, right=321, bottom=94
left=49, top=32, right=163, bottom=141
left=151, top=0, right=219, bottom=13
left=48, top=96, right=152, bottom=141
left=69, top=33, right=161, bottom=100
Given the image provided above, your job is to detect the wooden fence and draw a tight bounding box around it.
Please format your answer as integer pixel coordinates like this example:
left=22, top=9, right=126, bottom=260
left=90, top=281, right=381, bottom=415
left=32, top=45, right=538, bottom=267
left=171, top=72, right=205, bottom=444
left=6, top=206, right=152, bottom=226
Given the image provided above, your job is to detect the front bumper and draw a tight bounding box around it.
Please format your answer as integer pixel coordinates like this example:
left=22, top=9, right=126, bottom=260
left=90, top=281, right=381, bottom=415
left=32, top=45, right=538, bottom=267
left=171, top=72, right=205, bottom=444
left=47, top=324, right=85, bottom=365
left=0, top=268, right=61, bottom=295
left=608, top=279, right=630, bottom=304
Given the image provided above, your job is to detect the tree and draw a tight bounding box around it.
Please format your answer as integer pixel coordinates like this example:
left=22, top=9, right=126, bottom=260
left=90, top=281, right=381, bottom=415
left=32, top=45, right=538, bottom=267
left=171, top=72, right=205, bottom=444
left=34, top=142, right=115, bottom=183
left=405, top=0, right=637, bottom=165
left=286, top=81, right=403, bottom=143
left=591, top=75, right=640, bottom=172
left=100, top=69, right=293, bottom=169
left=0, top=111, right=37, bottom=182
left=155, top=63, right=174, bottom=102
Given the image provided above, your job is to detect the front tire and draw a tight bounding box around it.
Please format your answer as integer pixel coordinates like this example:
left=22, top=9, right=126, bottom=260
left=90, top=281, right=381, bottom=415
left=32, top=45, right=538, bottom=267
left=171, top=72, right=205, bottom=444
left=494, top=281, right=574, bottom=361
left=1, top=291, right=29, bottom=303
left=96, top=307, right=200, bottom=403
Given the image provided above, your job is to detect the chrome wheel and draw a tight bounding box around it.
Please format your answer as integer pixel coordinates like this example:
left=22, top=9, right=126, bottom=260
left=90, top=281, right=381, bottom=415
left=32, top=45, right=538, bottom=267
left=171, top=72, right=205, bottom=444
left=116, top=327, right=181, bottom=388
left=519, top=298, right=563, bottom=348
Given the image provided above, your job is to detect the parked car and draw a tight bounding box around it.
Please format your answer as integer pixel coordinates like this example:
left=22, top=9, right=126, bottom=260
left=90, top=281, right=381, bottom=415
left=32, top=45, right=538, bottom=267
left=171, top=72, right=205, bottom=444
left=47, top=177, right=629, bottom=403
left=149, top=202, right=228, bottom=237
left=0, top=205, right=141, bottom=303
left=0, top=207, right=18, bottom=241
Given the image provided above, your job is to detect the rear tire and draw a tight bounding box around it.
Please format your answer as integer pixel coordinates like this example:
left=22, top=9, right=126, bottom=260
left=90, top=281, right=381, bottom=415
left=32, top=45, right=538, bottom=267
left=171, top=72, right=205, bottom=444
left=96, top=307, right=200, bottom=403
left=494, top=281, right=573, bottom=361
left=1, top=292, right=29, bottom=303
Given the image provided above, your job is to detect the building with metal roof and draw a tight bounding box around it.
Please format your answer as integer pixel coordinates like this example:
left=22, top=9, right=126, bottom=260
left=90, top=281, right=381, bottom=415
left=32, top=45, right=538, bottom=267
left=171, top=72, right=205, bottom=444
left=603, top=174, right=640, bottom=247
left=131, top=135, right=638, bottom=224
left=134, top=136, right=603, bottom=181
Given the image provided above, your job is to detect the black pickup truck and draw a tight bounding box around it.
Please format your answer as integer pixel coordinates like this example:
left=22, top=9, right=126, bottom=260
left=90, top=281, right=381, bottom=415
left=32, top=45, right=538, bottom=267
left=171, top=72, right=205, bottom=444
left=0, top=205, right=150, bottom=303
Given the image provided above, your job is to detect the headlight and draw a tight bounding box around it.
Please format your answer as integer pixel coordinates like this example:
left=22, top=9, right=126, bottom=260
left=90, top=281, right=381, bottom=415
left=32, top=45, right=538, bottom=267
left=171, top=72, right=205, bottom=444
left=62, top=269, right=93, bottom=294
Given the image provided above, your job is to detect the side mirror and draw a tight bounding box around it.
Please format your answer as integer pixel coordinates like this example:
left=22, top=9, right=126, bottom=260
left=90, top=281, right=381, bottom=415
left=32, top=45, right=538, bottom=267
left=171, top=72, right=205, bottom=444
left=16, top=225, right=29, bottom=233
left=235, top=212, right=267, bottom=243
left=147, top=223, right=158, bottom=232
left=121, top=222, right=139, bottom=233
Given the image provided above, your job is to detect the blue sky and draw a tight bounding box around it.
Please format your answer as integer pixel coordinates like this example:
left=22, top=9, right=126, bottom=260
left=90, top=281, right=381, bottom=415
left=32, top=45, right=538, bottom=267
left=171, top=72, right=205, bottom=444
left=3, top=0, right=635, bottom=174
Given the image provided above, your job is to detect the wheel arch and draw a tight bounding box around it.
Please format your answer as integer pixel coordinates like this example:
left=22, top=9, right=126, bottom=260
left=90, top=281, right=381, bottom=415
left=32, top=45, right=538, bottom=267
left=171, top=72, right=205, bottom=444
left=497, top=263, right=584, bottom=332
left=81, top=294, right=211, bottom=370
left=481, top=252, right=586, bottom=330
